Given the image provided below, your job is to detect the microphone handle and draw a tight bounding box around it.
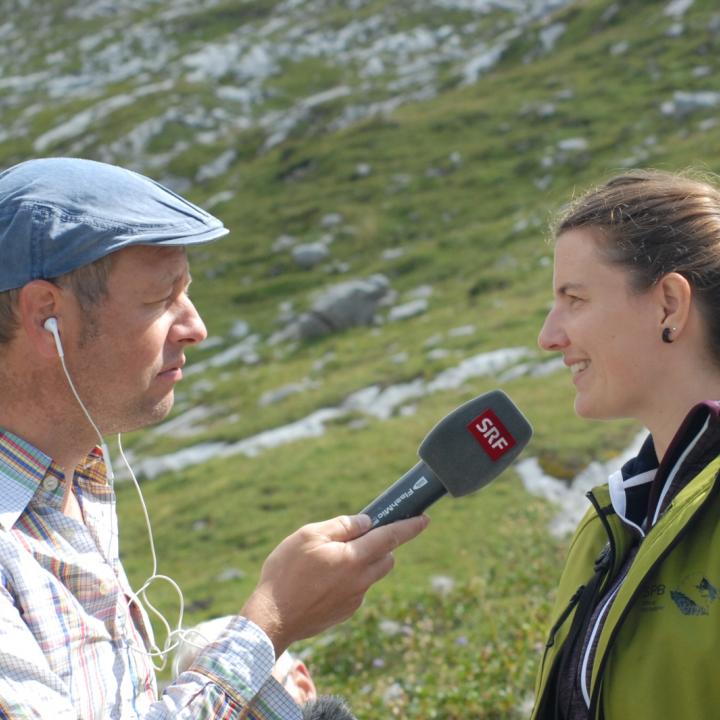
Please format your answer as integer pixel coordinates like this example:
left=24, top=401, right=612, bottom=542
left=360, top=461, right=446, bottom=528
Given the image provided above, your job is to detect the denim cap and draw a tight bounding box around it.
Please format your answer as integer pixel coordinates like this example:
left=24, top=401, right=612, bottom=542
left=0, top=157, right=229, bottom=292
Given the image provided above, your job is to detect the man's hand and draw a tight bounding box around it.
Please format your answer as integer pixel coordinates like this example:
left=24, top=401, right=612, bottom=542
left=240, top=513, right=429, bottom=657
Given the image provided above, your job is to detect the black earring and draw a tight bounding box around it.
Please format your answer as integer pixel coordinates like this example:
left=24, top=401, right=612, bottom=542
left=662, top=327, right=676, bottom=344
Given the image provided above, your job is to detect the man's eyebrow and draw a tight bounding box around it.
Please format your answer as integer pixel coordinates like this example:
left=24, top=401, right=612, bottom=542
left=159, top=268, right=192, bottom=287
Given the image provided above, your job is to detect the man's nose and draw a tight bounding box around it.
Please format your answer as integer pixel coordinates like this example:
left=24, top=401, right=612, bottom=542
left=175, top=296, right=207, bottom=345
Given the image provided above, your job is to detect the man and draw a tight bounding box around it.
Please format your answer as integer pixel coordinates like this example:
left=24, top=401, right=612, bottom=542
left=0, top=158, right=428, bottom=719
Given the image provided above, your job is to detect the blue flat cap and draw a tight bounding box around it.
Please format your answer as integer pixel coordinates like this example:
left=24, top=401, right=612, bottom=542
left=0, top=157, right=229, bottom=292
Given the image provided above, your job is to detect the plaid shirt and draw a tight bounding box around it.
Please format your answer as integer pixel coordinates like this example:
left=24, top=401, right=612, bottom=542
left=0, top=431, right=301, bottom=720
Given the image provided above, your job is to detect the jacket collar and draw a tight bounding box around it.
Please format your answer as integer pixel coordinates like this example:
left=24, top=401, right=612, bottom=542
left=609, top=402, right=720, bottom=533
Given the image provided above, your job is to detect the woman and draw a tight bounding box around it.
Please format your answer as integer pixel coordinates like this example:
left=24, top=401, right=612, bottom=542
left=532, top=169, right=720, bottom=719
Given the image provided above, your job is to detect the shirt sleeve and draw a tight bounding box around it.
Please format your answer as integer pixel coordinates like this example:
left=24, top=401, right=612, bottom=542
left=152, top=617, right=303, bottom=720
left=0, top=579, right=301, bottom=720
left=0, top=582, right=80, bottom=719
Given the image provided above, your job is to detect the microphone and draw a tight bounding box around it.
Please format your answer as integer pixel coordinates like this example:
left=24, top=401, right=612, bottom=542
left=360, top=390, right=532, bottom=527
left=302, top=696, right=357, bottom=720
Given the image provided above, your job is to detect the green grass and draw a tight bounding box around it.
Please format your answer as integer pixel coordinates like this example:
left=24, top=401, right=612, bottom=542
left=5, top=0, right=720, bottom=714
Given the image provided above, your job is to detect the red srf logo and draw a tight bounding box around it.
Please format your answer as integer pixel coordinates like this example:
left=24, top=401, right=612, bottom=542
left=467, top=409, right=516, bottom=461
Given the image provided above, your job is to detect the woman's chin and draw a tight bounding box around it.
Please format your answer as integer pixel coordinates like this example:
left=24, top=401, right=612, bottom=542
left=574, top=394, right=623, bottom=422
left=573, top=394, right=602, bottom=420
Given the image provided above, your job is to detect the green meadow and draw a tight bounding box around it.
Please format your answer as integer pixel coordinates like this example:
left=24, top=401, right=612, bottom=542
left=4, top=0, right=720, bottom=715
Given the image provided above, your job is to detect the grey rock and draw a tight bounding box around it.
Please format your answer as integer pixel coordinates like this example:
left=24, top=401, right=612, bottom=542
left=272, top=234, right=297, bottom=252
left=661, top=90, right=720, bottom=117
left=197, top=336, right=224, bottom=351
left=539, top=22, right=566, bottom=52
left=311, top=352, right=336, bottom=373
left=320, top=212, right=343, bottom=228
left=259, top=379, right=319, bottom=406
left=292, top=243, right=330, bottom=269
left=196, top=150, right=236, bottom=182
left=380, top=247, right=405, bottom=261
left=354, top=162, right=372, bottom=178
left=204, top=191, right=234, bottom=209
left=229, top=320, right=251, bottom=339
left=522, top=101, right=557, bottom=118
left=664, top=0, right=693, bottom=17
left=462, top=28, right=519, bottom=84
left=216, top=567, right=246, bottom=582
left=185, top=336, right=261, bottom=374
left=151, top=405, right=215, bottom=438
left=557, top=137, right=588, bottom=152
left=495, top=253, right=519, bottom=270
left=389, top=352, right=409, bottom=364
left=600, top=3, right=621, bottom=23
left=427, top=348, right=451, bottom=360
left=406, top=284, right=433, bottom=299
left=448, top=324, right=475, bottom=337
left=325, top=260, right=351, bottom=274
left=388, top=298, right=428, bottom=321
left=292, top=274, right=391, bottom=339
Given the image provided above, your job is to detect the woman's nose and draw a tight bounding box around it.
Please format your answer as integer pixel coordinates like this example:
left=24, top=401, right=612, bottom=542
left=537, top=308, right=567, bottom=351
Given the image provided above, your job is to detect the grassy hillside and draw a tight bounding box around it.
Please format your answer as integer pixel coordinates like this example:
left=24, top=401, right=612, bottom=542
left=3, top=0, right=720, bottom=716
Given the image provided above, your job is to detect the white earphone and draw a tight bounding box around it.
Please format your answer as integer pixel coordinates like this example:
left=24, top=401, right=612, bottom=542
left=44, top=316, right=64, bottom=358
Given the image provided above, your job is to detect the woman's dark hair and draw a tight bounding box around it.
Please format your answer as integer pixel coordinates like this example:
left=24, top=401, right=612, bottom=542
left=553, top=169, right=720, bottom=360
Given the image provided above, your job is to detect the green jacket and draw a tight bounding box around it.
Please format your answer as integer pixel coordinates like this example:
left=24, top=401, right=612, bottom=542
left=531, top=454, right=720, bottom=719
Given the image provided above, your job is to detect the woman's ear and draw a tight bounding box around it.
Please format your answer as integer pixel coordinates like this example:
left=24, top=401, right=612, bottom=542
left=16, top=280, right=64, bottom=359
left=654, top=271, right=692, bottom=335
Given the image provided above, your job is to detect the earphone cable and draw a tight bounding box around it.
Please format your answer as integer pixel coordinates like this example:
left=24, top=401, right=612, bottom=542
left=53, top=332, right=198, bottom=670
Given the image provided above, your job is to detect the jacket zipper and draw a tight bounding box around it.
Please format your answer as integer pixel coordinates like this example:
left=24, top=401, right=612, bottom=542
left=585, top=492, right=617, bottom=591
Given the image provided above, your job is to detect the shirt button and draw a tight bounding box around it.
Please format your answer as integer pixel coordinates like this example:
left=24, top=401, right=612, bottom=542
left=43, top=476, right=59, bottom=492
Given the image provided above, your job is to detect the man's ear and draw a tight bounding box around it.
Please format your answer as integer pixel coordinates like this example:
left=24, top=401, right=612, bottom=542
left=653, top=271, right=692, bottom=336
left=16, top=280, right=65, bottom=359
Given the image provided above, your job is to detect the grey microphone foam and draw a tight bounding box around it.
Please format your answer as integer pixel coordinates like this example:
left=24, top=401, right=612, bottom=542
left=360, top=390, right=532, bottom=527
left=302, top=696, right=357, bottom=720
left=419, top=389, right=532, bottom=496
